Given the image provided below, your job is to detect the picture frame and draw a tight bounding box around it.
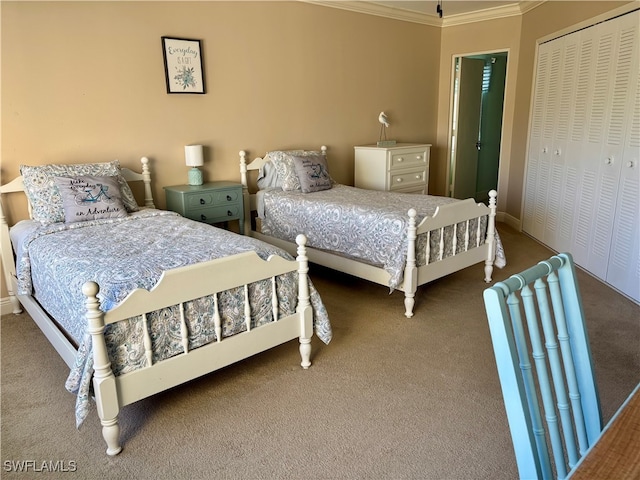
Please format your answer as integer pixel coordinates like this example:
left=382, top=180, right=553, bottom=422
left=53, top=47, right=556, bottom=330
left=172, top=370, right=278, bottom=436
left=161, top=36, right=205, bottom=94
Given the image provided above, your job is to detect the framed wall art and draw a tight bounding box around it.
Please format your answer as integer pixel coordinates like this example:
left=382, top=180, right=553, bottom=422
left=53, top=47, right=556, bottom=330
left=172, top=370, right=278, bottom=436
left=161, top=36, right=206, bottom=94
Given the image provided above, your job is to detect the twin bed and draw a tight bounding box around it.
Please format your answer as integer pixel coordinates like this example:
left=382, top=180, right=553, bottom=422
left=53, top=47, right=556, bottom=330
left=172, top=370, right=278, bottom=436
left=240, top=146, right=503, bottom=318
left=0, top=157, right=331, bottom=456
left=1, top=147, right=503, bottom=456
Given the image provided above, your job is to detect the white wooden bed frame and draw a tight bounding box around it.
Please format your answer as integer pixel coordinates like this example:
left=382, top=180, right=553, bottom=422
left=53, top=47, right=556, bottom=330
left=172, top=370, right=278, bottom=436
left=0, top=157, right=314, bottom=455
left=239, top=148, right=497, bottom=317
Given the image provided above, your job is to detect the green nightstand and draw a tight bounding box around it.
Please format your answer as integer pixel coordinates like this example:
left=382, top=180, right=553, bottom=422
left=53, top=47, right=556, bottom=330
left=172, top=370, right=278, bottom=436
left=164, top=181, right=244, bottom=234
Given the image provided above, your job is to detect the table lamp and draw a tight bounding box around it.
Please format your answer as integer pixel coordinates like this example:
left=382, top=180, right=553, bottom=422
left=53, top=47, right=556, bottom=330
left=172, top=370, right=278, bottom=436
left=185, top=144, right=204, bottom=186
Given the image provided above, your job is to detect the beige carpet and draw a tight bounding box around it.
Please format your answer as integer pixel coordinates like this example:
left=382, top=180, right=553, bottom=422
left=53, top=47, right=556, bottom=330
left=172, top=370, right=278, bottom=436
left=1, top=224, right=639, bottom=479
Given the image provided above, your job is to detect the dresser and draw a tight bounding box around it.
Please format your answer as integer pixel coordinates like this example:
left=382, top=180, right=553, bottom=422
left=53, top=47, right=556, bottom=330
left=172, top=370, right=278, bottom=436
left=354, top=143, right=430, bottom=194
left=164, top=181, right=244, bottom=234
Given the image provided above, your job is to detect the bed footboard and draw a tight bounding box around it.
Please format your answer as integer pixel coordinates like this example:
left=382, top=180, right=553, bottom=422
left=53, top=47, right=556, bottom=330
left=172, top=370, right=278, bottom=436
left=83, top=235, right=313, bottom=456
left=403, top=190, right=497, bottom=317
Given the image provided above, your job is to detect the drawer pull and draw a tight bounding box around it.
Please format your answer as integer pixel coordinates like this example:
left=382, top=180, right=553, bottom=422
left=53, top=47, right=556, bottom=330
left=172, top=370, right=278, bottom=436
left=397, top=157, right=404, bottom=162
left=200, top=198, right=206, bottom=205
left=396, top=178, right=403, bottom=182
left=416, top=175, right=422, bottom=179
left=416, top=155, right=423, bottom=160
left=200, top=214, right=207, bottom=221
left=226, top=195, right=232, bottom=201
left=227, top=210, right=233, bottom=216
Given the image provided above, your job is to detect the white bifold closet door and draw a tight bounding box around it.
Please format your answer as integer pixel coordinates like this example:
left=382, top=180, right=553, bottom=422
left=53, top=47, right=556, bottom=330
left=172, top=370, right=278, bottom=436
left=522, top=9, right=640, bottom=303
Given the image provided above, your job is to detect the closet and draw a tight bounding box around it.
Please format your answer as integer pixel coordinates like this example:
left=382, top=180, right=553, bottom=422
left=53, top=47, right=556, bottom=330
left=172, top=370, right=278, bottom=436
left=522, top=9, right=639, bottom=303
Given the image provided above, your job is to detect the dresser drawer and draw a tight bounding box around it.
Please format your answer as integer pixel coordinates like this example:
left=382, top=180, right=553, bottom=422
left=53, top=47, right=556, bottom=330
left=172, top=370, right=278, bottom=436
left=389, top=149, right=428, bottom=171
left=183, top=204, right=243, bottom=224
left=389, top=168, right=426, bottom=191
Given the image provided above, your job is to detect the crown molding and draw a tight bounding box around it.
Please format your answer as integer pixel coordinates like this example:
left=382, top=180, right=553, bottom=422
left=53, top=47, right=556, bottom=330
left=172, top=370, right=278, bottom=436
left=302, top=1, right=546, bottom=27
left=303, top=1, right=441, bottom=26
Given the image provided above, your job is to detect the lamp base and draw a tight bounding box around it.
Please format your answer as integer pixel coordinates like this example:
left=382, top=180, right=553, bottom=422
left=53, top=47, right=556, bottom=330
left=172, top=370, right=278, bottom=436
left=188, top=167, right=203, bottom=186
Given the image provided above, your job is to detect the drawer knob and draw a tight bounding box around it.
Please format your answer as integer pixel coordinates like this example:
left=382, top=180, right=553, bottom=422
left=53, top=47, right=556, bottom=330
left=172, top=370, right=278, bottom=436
left=200, top=214, right=207, bottom=221
left=396, top=178, right=403, bottom=182
left=226, top=195, right=232, bottom=201
left=416, top=175, right=421, bottom=179
left=227, top=210, right=233, bottom=216
left=200, top=198, right=206, bottom=205
left=397, top=157, right=404, bottom=162
left=416, top=155, right=422, bottom=160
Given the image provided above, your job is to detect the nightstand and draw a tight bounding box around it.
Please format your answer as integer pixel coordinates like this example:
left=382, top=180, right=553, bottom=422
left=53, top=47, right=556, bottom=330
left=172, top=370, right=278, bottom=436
left=164, top=181, right=245, bottom=234
left=354, top=143, right=431, bottom=194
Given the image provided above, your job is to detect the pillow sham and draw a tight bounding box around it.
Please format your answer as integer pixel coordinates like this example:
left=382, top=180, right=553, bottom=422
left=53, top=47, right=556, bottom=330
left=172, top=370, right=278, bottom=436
left=292, top=154, right=333, bottom=193
left=256, top=161, right=280, bottom=190
left=268, top=150, right=324, bottom=191
left=20, top=160, right=139, bottom=224
left=53, top=175, right=128, bottom=223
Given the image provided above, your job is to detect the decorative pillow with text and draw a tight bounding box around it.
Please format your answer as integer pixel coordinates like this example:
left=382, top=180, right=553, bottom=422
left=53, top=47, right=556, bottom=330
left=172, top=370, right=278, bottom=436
left=292, top=154, right=333, bottom=193
left=53, top=175, right=128, bottom=223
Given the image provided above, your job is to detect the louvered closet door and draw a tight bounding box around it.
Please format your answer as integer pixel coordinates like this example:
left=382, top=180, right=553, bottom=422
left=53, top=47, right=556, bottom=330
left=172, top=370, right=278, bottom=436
left=523, top=29, right=583, bottom=253
left=607, top=13, right=640, bottom=301
left=523, top=9, right=640, bottom=303
left=581, top=13, right=638, bottom=282
left=565, top=28, right=598, bottom=263
left=572, top=18, right=622, bottom=277
left=546, top=32, right=581, bottom=253
left=522, top=40, right=556, bottom=239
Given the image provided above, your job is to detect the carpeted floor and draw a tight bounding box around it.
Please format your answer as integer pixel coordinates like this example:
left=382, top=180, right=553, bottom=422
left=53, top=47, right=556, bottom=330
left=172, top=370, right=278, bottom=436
left=1, top=223, right=638, bottom=479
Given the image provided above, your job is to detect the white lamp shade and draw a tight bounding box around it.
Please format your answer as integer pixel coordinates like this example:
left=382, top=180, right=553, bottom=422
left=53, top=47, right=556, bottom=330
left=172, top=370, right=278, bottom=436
left=185, top=145, right=204, bottom=167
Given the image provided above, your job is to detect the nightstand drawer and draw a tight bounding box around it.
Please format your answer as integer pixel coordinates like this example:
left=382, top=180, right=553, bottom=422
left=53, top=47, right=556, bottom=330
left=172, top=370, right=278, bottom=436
left=185, top=189, right=241, bottom=208
left=389, top=149, right=428, bottom=170
left=389, top=169, right=426, bottom=191
left=183, top=204, right=243, bottom=224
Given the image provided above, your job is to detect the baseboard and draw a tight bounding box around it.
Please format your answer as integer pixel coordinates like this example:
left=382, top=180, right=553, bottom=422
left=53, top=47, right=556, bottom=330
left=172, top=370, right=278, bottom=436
left=497, top=212, right=521, bottom=231
left=1, top=296, right=17, bottom=316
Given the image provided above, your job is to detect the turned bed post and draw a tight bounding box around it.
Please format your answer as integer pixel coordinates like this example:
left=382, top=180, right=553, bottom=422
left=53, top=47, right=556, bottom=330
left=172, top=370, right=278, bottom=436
left=484, top=190, right=498, bottom=283
left=239, top=150, right=252, bottom=237
left=0, top=179, right=26, bottom=314
left=403, top=209, right=418, bottom=318
left=140, top=157, right=155, bottom=208
left=295, top=234, right=312, bottom=369
left=83, top=281, right=122, bottom=456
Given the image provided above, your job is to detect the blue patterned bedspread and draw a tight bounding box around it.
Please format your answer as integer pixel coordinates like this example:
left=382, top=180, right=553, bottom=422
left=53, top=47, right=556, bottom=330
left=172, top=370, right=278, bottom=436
left=260, top=185, right=504, bottom=289
left=12, top=209, right=332, bottom=426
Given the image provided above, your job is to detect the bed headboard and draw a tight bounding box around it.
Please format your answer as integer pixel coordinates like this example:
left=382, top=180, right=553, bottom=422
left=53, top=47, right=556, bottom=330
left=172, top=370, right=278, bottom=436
left=238, top=146, right=328, bottom=235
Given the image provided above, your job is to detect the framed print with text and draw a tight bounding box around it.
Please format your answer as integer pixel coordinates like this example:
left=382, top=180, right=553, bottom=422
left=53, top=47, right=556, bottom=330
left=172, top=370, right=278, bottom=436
left=162, top=37, right=205, bottom=94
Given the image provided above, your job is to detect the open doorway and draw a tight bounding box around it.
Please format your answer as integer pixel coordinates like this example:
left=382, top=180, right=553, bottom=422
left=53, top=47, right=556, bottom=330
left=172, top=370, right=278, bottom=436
left=448, top=51, right=507, bottom=204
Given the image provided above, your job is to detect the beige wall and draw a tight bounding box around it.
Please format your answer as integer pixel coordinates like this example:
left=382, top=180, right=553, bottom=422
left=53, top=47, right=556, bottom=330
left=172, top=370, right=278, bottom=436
left=1, top=1, right=440, bottom=208
left=0, top=1, right=634, bottom=300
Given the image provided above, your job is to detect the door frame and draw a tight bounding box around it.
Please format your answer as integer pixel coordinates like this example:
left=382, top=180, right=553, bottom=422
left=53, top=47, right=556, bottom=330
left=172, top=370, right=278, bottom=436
left=445, top=49, right=510, bottom=201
